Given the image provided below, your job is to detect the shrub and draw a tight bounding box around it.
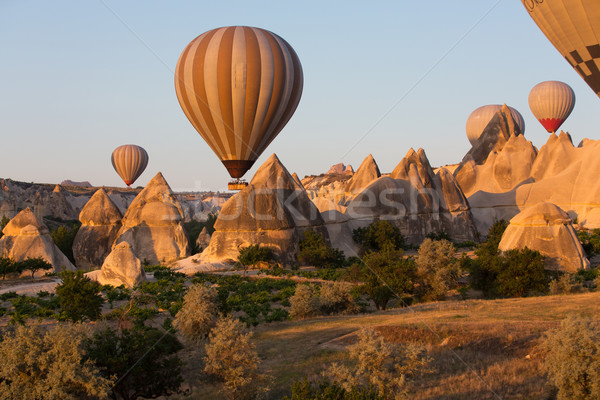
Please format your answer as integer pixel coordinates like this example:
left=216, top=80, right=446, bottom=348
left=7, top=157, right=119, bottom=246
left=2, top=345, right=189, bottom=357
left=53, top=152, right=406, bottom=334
left=204, top=315, right=270, bottom=399
left=577, top=229, right=600, bottom=257
left=86, top=326, right=184, bottom=400
left=173, top=283, right=218, bottom=344
left=495, top=248, right=549, bottom=297
left=539, top=316, right=600, bottom=400
left=550, top=273, right=577, bottom=295
left=55, top=270, right=104, bottom=322
left=289, top=283, right=319, bottom=320
left=284, top=377, right=382, bottom=399
left=0, top=215, right=9, bottom=239
left=326, top=328, right=430, bottom=399
left=353, top=220, right=404, bottom=253
left=360, top=248, right=416, bottom=310
left=238, top=244, right=274, bottom=267
left=298, top=229, right=345, bottom=268
left=415, top=239, right=461, bottom=301
left=0, top=257, right=17, bottom=280
left=0, top=324, right=113, bottom=399
left=50, top=223, right=80, bottom=264
left=319, top=281, right=359, bottom=315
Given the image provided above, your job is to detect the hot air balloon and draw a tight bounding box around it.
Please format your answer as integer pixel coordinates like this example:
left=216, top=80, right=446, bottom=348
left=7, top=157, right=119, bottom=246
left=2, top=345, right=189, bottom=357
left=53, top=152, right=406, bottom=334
left=522, top=0, right=600, bottom=98
left=174, top=26, right=303, bottom=190
left=528, top=81, right=575, bottom=133
left=111, top=145, right=148, bottom=187
left=466, top=105, right=525, bottom=145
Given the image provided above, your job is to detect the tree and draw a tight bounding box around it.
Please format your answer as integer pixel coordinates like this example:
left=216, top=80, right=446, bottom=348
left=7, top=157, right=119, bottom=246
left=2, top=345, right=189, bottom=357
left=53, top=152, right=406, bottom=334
left=237, top=244, right=274, bottom=269
left=289, top=283, right=319, bottom=320
left=352, top=220, right=404, bottom=254
left=17, top=257, right=53, bottom=280
left=0, top=257, right=17, bottom=280
left=326, top=328, right=430, bottom=399
left=0, top=215, right=9, bottom=239
left=360, top=248, right=415, bottom=310
left=415, top=239, right=461, bottom=301
left=495, top=248, right=549, bottom=297
left=86, top=326, right=184, bottom=400
left=173, top=283, right=218, bottom=344
left=539, top=316, right=600, bottom=400
left=298, top=229, right=345, bottom=268
left=55, top=271, right=104, bottom=322
left=319, top=281, right=359, bottom=315
left=468, top=220, right=509, bottom=297
left=0, top=324, right=113, bottom=400
left=204, top=315, right=270, bottom=400
left=50, top=223, right=80, bottom=264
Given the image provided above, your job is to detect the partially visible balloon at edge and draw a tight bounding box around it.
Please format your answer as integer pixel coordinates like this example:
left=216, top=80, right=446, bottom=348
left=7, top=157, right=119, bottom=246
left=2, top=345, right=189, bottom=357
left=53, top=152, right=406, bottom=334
left=528, top=81, right=575, bottom=133
left=466, top=105, right=525, bottom=145
left=111, top=145, right=149, bottom=187
left=522, top=0, right=600, bottom=99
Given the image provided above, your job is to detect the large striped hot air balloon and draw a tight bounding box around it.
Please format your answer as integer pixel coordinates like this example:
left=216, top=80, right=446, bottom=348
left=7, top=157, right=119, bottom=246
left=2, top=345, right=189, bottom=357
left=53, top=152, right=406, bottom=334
left=174, top=26, right=303, bottom=190
left=522, top=0, right=600, bottom=98
left=111, top=145, right=149, bottom=187
left=466, top=105, right=525, bottom=145
left=528, top=81, right=575, bottom=133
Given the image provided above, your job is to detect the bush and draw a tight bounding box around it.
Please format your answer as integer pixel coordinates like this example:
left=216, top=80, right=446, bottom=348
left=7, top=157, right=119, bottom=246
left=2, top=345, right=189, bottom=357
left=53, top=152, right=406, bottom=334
left=204, top=315, right=270, bottom=399
left=86, top=326, right=184, bottom=400
left=289, top=283, right=319, bottom=320
left=353, top=220, right=404, bottom=254
left=0, top=324, right=113, bottom=399
left=326, top=328, right=430, bottom=399
left=298, top=229, right=345, bottom=268
left=549, top=273, right=578, bottom=295
left=415, top=239, right=461, bottom=301
left=50, top=223, right=80, bottom=265
left=238, top=244, right=274, bottom=267
left=0, top=257, right=17, bottom=280
left=55, top=271, right=104, bottom=322
left=319, top=281, right=359, bottom=315
left=577, top=229, right=600, bottom=257
left=0, top=215, right=9, bottom=239
left=285, top=378, right=382, bottom=399
left=173, top=283, right=218, bottom=344
left=496, top=248, right=549, bottom=297
left=539, top=316, right=600, bottom=400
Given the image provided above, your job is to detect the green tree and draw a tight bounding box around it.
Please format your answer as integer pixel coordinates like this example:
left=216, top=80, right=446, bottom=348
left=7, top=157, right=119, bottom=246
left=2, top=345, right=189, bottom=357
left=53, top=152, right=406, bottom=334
left=204, top=315, right=270, bottom=400
left=353, top=220, right=404, bottom=254
left=17, top=257, right=53, bottom=280
left=173, top=283, right=218, bottom=344
left=50, top=223, right=80, bottom=264
left=0, top=215, right=9, bottom=239
left=298, top=229, right=345, bottom=268
left=468, top=220, right=509, bottom=297
left=237, top=244, right=274, bottom=268
left=539, top=316, right=600, bottom=400
left=496, top=248, right=549, bottom=297
left=55, top=271, right=104, bottom=322
left=86, top=326, right=183, bottom=400
left=415, top=239, right=461, bottom=301
left=0, top=324, right=113, bottom=400
left=360, top=248, right=415, bottom=310
left=0, top=257, right=17, bottom=280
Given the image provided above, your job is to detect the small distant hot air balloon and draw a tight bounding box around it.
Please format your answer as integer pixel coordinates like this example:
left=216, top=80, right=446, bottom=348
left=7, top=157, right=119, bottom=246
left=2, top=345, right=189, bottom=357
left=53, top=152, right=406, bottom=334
left=522, top=0, right=600, bottom=98
left=111, top=145, right=148, bottom=187
left=174, top=26, right=303, bottom=190
left=466, top=105, right=525, bottom=145
left=528, top=81, right=575, bottom=133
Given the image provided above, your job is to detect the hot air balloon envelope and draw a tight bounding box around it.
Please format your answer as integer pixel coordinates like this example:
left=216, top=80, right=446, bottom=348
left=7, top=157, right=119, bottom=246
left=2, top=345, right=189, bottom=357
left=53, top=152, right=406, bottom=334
left=466, top=105, right=525, bottom=145
left=111, top=145, right=149, bottom=187
left=523, top=0, right=600, bottom=98
left=528, top=81, right=575, bottom=133
left=175, top=26, right=303, bottom=180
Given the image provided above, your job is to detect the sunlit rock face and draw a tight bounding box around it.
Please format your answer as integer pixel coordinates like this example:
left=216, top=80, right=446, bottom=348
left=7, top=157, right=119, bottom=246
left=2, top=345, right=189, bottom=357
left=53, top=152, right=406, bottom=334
left=202, top=154, right=328, bottom=264
left=86, top=241, right=146, bottom=288
left=0, top=208, right=75, bottom=274
left=498, top=202, right=589, bottom=272
left=72, top=188, right=123, bottom=270
left=113, top=172, right=189, bottom=265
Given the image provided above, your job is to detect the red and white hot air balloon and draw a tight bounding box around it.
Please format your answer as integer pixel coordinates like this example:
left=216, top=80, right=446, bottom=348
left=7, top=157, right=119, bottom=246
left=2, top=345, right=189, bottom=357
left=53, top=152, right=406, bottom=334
left=528, top=81, right=575, bottom=133
left=111, top=145, right=149, bottom=187
left=466, top=105, right=525, bottom=145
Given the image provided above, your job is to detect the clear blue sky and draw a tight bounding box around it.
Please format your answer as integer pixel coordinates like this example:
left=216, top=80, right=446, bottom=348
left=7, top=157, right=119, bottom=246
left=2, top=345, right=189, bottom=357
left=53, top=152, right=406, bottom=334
left=1, top=1, right=598, bottom=191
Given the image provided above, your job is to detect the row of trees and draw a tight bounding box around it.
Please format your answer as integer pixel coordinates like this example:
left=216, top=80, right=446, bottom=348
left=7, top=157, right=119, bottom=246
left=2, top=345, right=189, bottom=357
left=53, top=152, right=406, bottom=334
left=0, top=257, right=53, bottom=280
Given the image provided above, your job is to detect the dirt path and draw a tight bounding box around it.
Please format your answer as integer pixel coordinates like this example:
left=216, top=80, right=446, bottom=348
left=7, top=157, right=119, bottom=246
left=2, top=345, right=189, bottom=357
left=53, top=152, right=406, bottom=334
left=0, top=280, right=60, bottom=295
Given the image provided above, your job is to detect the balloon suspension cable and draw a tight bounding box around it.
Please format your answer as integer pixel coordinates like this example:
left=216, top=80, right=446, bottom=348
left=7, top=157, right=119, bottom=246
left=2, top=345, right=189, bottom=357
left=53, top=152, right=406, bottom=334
left=228, top=179, right=248, bottom=191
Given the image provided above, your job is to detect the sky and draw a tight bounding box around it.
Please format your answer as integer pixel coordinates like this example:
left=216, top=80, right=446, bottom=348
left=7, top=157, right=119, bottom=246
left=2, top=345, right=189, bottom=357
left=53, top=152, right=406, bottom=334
left=1, top=0, right=598, bottom=192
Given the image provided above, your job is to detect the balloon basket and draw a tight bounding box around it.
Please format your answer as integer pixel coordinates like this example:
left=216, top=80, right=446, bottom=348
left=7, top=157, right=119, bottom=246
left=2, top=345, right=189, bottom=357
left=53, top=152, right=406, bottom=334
left=228, top=180, right=248, bottom=191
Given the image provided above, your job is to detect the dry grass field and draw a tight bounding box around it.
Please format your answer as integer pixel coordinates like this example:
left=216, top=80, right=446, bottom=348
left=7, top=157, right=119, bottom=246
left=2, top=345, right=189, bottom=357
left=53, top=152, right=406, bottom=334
left=180, top=291, right=600, bottom=399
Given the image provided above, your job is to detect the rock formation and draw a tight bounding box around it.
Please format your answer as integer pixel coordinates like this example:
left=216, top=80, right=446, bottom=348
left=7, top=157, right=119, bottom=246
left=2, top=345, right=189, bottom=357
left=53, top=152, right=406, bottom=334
left=202, top=154, right=328, bottom=264
left=345, top=154, right=381, bottom=197
left=195, top=226, right=211, bottom=250
left=86, top=242, right=146, bottom=288
left=113, top=172, right=189, bottom=265
left=0, top=208, right=75, bottom=273
left=72, top=188, right=123, bottom=270
left=498, top=202, right=589, bottom=272
left=326, top=162, right=354, bottom=175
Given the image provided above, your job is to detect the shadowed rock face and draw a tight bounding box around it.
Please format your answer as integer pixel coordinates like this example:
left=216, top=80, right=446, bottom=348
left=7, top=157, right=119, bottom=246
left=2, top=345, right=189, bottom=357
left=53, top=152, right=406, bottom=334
left=113, top=173, right=189, bottom=265
left=86, top=242, right=146, bottom=288
left=346, top=154, right=381, bottom=196
left=203, top=154, right=328, bottom=264
left=0, top=208, right=75, bottom=274
left=498, top=202, right=589, bottom=272
left=73, top=188, right=123, bottom=270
